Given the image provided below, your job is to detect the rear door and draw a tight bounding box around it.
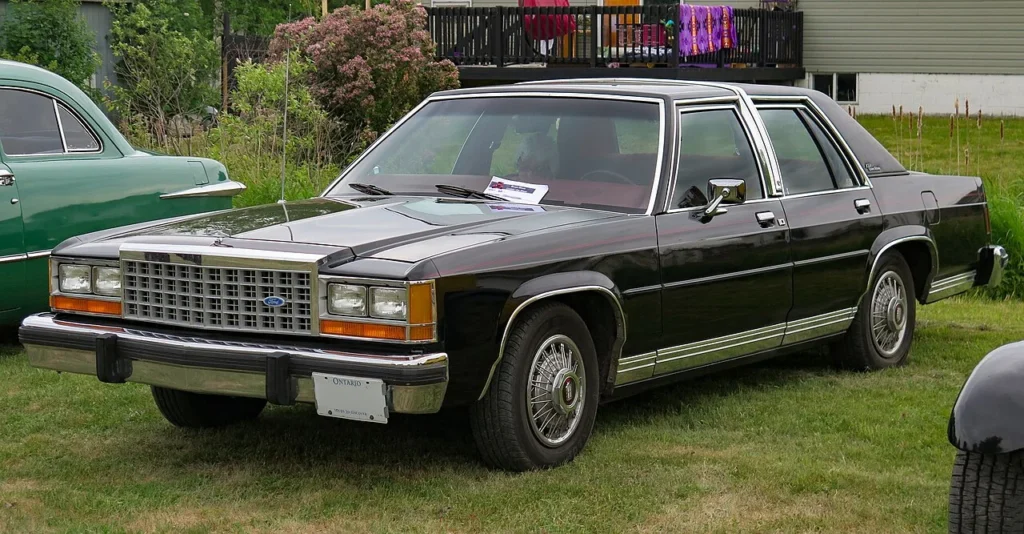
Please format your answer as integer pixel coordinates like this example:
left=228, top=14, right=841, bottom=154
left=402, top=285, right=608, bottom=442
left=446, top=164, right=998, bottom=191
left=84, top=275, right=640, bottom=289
left=758, top=104, right=883, bottom=343
left=653, top=104, right=792, bottom=376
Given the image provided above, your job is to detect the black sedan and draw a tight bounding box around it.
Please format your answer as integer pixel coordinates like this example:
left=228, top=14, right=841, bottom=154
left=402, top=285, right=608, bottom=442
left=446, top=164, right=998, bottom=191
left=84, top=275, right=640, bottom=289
left=20, top=79, right=1007, bottom=471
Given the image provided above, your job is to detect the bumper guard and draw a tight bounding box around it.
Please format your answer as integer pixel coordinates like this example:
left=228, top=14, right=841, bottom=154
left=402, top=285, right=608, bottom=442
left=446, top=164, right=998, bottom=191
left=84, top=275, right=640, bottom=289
left=19, top=314, right=448, bottom=415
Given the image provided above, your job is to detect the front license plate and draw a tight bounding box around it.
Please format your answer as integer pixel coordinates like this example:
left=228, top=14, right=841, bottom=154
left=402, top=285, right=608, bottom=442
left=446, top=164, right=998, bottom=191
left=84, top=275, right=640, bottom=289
left=312, top=373, right=388, bottom=424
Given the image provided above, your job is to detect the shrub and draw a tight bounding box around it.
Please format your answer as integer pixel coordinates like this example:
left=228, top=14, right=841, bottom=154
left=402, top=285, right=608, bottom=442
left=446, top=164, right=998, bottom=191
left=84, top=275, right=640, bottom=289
left=106, top=0, right=219, bottom=149
left=982, top=181, right=1024, bottom=299
left=0, top=0, right=100, bottom=89
left=122, top=55, right=346, bottom=208
left=269, top=0, right=459, bottom=144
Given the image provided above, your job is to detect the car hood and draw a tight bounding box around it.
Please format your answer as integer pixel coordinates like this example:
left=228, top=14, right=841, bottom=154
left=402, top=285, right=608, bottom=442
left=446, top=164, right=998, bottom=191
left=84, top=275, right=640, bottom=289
left=56, top=197, right=624, bottom=263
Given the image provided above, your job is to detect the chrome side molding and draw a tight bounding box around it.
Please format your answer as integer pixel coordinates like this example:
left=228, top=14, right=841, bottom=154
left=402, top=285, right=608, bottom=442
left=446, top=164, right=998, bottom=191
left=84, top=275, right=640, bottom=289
left=615, top=307, right=858, bottom=386
left=926, top=271, right=978, bottom=303
left=161, top=180, right=246, bottom=199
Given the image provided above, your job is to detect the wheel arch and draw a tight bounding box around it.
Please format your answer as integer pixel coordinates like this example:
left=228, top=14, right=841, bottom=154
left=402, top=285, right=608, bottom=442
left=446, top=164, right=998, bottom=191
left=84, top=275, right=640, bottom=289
left=949, top=341, right=1024, bottom=454
left=478, top=272, right=627, bottom=400
left=864, top=229, right=938, bottom=305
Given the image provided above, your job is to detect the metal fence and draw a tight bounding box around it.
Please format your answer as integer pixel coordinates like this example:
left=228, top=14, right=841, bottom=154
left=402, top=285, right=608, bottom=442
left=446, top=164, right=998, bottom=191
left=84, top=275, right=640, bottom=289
left=427, top=6, right=802, bottom=69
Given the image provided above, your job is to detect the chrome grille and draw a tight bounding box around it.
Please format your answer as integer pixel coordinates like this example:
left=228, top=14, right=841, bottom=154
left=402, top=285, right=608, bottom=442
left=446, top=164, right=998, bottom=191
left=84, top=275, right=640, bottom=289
left=122, top=260, right=313, bottom=334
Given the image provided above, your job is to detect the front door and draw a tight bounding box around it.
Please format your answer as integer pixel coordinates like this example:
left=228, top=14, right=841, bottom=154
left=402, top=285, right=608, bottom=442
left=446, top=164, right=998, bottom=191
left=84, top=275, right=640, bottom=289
left=758, top=105, right=884, bottom=344
left=0, top=161, right=25, bottom=315
left=654, top=105, right=792, bottom=376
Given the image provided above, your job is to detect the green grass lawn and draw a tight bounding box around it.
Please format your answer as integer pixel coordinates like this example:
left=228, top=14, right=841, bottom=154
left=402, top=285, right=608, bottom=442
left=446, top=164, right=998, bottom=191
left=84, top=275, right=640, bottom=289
left=1, top=298, right=1018, bottom=533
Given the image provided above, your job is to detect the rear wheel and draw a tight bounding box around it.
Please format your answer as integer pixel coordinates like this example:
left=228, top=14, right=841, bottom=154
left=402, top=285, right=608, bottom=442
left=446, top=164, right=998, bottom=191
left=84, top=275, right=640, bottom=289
left=833, top=253, right=916, bottom=370
left=151, top=386, right=266, bottom=428
left=949, top=450, right=1024, bottom=533
left=470, top=302, right=599, bottom=471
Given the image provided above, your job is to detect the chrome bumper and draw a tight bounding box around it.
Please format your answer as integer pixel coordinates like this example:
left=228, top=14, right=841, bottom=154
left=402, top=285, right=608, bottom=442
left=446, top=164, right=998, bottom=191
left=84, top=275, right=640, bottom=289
left=19, top=314, right=447, bottom=415
left=979, top=245, right=1010, bottom=288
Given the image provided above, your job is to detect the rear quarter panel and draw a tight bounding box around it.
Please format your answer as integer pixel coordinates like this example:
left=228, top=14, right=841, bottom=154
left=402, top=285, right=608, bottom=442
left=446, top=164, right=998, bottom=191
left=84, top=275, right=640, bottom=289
left=871, top=172, right=988, bottom=280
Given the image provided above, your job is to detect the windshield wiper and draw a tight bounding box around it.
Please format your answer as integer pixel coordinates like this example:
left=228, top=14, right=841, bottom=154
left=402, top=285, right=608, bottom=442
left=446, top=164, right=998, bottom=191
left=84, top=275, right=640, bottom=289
left=435, top=184, right=505, bottom=201
left=348, top=183, right=394, bottom=196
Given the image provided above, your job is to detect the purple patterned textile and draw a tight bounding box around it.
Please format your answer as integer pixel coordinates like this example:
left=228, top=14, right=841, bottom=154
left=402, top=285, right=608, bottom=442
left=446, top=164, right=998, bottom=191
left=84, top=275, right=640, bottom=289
left=679, top=4, right=738, bottom=56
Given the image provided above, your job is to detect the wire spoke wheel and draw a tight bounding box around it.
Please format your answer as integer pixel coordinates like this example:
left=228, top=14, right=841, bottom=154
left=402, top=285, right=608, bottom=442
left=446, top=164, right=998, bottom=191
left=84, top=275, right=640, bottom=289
left=526, top=334, right=586, bottom=448
left=870, top=271, right=909, bottom=358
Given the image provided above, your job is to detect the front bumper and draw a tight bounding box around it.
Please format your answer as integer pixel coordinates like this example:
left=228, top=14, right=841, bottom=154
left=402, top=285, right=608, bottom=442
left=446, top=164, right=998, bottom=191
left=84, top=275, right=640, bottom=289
left=19, top=314, right=448, bottom=415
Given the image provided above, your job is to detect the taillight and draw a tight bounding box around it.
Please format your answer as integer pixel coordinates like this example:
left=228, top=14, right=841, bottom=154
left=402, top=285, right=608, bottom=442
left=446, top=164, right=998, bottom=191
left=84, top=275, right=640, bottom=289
left=984, top=203, right=992, bottom=236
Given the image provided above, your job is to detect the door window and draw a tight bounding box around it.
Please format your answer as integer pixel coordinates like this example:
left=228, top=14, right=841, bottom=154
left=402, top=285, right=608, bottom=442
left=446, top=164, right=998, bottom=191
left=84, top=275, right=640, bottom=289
left=0, top=89, right=102, bottom=156
left=57, top=104, right=100, bottom=152
left=759, top=108, right=856, bottom=195
left=0, top=89, right=63, bottom=156
left=672, top=108, right=762, bottom=209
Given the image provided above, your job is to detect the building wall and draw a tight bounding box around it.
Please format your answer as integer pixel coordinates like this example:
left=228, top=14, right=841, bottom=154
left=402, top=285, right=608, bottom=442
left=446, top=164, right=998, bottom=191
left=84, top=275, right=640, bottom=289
left=849, top=73, right=1024, bottom=117
left=0, top=0, right=118, bottom=90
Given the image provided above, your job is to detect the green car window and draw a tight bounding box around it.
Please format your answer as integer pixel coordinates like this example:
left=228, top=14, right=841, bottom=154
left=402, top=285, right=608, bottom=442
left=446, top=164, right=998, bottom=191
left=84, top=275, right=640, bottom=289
left=57, top=104, right=100, bottom=152
left=0, top=88, right=63, bottom=156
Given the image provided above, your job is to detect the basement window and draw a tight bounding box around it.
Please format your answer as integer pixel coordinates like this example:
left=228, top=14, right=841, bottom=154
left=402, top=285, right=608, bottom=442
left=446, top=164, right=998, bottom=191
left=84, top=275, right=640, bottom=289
left=811, top=73, right=858, bottom=104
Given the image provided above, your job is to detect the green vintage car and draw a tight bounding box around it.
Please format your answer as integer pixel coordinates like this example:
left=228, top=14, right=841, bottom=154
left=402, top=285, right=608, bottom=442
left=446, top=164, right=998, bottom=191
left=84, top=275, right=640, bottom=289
left=0, top=61, right=244, bottom=326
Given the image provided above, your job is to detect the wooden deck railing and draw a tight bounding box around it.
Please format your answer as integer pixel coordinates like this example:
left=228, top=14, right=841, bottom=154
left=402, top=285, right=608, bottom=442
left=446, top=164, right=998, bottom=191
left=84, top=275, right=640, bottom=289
left=426, top=6, right=803, bottom=70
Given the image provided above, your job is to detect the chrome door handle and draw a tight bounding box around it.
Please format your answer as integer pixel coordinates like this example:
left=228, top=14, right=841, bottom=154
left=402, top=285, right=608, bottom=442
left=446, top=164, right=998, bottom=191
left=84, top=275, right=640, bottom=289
left=756, top=211, right=776, bottom=228
left=855, top=198, right=872, bottom=214
left=0, top=170, right=14, bottom=187
left=10, top=198, right=18, bottom=205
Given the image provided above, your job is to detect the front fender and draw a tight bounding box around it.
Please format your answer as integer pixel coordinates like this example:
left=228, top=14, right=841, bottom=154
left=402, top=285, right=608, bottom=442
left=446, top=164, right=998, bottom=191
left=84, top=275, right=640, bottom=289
left=477, top=271, right=627, bottom=400
left=948, top=341, right=1024, bottom=454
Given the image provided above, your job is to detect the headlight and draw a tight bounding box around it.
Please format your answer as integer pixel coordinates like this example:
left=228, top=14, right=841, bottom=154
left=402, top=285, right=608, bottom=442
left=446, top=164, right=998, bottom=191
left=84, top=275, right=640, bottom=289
left=369, top=287, right=407, bottom=320
left=328, top=284, right=366, bottom=316
left=92, top=266, right=122, bottom=296
left=58, top=264, right=92, bottom=294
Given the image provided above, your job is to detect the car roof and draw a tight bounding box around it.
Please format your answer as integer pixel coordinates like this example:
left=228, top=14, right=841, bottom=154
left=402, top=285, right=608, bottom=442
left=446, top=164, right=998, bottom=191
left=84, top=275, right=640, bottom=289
left=0, top=60, right=88, bottom=98
left=434, top=79, right=736, bottom=100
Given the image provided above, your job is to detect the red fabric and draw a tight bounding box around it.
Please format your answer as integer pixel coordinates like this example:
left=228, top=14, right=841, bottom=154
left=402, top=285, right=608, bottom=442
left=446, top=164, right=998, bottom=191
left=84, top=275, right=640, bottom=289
left=520, top=0, right=577, bottom=41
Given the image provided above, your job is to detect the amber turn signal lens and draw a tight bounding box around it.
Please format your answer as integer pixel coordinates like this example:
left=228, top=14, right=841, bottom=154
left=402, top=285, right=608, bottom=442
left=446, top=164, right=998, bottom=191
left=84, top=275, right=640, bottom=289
left=408, top=282, right=434, bottom=325
left=408, top=325, right=434, bottom=341
left=51, top=295, right=122, bottom=316
left=320, top=319, right=406, bottom=341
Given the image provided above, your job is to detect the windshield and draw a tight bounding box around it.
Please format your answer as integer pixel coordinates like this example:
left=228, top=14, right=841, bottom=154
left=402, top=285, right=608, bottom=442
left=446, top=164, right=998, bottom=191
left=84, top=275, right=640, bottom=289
left=326, top=97, right=663, bottom=214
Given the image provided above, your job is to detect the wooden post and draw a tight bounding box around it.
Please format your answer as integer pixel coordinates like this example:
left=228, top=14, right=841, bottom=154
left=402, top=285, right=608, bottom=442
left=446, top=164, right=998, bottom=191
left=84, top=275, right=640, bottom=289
left=366, top=0, right=371, bottom=10
left=322, top=0, right=328, bottom=17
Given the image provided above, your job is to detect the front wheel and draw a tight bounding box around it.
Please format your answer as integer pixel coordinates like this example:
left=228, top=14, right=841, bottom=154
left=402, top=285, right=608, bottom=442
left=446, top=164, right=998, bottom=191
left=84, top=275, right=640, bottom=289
left=151, top=386, right=266, bottom=428
left=949, top=450, right=1024, bottom=532
left=470, top=302, right=600, bottom=471
left=833, top=252, right=917, bottom=370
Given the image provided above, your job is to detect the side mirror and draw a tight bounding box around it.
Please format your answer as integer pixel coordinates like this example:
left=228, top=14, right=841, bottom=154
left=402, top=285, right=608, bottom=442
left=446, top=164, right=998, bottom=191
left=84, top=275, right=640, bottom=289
left=702, top=178, right=746, bottom=221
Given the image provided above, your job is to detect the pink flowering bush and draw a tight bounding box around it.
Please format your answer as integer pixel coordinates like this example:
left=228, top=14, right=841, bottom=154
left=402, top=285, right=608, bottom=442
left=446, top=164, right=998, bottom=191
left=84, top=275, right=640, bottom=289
left=270, top=0, right=459, bottom=142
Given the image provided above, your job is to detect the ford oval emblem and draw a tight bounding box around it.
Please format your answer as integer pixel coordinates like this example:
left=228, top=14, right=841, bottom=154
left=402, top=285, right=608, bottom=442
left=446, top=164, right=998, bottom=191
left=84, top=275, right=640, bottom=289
left=263, top=296, right=286, bottom=307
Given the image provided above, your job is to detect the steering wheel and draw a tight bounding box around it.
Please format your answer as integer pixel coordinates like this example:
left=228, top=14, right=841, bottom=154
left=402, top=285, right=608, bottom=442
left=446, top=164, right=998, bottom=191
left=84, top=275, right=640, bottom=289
left=578, top=169, right=635, bottom=185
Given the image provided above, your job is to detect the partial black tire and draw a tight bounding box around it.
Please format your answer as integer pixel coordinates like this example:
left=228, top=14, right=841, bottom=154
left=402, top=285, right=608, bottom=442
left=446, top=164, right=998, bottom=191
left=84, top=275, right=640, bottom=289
left=151, top=386, right=267, bottom=428
left=833, top=252, right=917, bottom=370
left=949, top=450, right=1024, bottom=533
left=470, top=302, right=600, bottom=472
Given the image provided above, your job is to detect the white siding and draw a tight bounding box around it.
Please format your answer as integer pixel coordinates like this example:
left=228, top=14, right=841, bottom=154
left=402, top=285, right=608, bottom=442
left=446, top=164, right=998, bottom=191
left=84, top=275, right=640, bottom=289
left=731, top=0, right=1024, bottom=75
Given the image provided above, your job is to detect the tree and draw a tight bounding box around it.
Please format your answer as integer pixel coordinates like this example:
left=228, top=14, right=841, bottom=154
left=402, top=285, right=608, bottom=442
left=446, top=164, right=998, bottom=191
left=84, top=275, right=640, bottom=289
left=269, top=0, right=459, bottom=144
left=0, top=0, right=101, bottom=89
left=106, top=0, right=219, bottom=146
